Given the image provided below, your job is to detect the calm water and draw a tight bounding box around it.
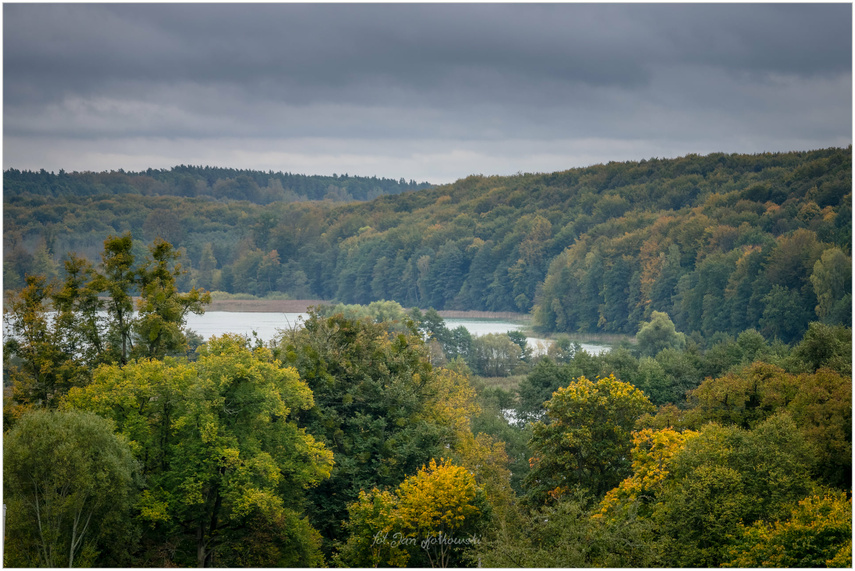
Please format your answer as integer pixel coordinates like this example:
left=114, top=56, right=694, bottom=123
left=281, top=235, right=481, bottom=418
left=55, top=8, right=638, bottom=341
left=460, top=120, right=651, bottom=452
left=184, top=312, right=308, bottom=342
left=185, top=312, right=609, bottom=355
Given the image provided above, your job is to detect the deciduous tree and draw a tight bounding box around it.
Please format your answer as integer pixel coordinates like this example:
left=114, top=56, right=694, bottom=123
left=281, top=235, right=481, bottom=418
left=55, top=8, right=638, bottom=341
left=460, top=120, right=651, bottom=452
left=724, top=490, right=852, bottom=568
left=396, top=458, right=486, bottom=568
left=636, top=311, right=686, bottom=357
left=4, top=410, right=138, bottom=567
left=133, top=238, right=210, bottom=360
left=63, top=335, right=333, bottom=567
left=524, top=374, right=655, bottom=502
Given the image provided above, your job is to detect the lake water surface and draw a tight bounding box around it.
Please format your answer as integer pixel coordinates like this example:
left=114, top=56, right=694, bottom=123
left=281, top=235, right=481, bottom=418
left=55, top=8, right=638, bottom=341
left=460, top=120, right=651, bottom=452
left=185, top=312, right=609, bottom=355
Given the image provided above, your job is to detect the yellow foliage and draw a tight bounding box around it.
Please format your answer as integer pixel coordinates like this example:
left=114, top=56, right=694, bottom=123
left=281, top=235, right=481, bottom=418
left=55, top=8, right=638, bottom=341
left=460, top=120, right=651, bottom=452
left=138, top=490, right=171, bottom=525
left=596, top=427, right=697, bottom=520
left=396, top=458, right=481, bottom=538
left=724, top=490, right=852, bottom=568
left=454, top=431, right=513, bottom=514
left=422, top=368, right=479, bottom=437
left=180, top=479, right=205, bottom=506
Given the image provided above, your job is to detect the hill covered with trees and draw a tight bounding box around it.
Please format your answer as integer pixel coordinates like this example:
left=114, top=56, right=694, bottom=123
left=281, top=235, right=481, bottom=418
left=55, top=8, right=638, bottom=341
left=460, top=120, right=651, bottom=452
left=3, top=165, right=430, bottom=203
left=3, top=147, right=851, bottom=567
left=4, top=147, right=851, bottom=342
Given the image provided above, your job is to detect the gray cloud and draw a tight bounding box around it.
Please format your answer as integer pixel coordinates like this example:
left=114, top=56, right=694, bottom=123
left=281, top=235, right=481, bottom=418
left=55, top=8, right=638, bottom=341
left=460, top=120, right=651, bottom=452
left=3, top=3, right=851, bottom=183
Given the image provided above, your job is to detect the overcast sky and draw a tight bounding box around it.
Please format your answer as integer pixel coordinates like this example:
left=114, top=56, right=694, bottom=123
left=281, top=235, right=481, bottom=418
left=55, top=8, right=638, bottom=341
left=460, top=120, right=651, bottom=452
left=3, top=3, right=852, bottom=184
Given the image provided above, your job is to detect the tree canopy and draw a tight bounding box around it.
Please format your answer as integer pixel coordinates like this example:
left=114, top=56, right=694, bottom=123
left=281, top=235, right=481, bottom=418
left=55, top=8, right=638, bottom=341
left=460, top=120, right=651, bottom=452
left=6, top=148, right=850, bottom=341
left=4, top=410, right=139, bottom=567
left=62, top=335, right=334, bottom=567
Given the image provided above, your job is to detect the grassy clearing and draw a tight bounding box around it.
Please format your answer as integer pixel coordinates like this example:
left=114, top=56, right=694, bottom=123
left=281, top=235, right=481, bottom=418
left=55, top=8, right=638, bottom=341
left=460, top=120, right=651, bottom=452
left=472, top=374, right=527, bottom=394
left=208, top=291, right=296, bottom=301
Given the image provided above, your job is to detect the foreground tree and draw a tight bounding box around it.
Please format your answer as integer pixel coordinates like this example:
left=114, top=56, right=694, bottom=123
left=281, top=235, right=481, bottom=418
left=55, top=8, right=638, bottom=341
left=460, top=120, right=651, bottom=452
left=654, top=414, right=816, bottom=567
left=595, top=427, right=699, bottom=521
left=4, top=233, right=210, bottom=423
left=475, top=490, right=662, bottom=567
left=279, top=311, right=454, bottom=551
left=335, top=488, right=410, bottom=568
left=395, top=458, right=487, bottom=567
left=63, top=335, right=333, bottom=567
left=4, top=276, right=86, bottom=414
left=133, top=237, right=211, bottom=360
left=688, top=362, right=852, bottom=489
left=4, top=410, right=138, bottom=567
left=337, top=458, right=487, bottom=568
left=724, top=489, right=852, bottom=568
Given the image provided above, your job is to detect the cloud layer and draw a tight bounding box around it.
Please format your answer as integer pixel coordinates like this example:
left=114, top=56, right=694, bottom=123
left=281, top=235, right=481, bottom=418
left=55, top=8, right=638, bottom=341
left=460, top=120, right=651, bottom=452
left=4, top=3, right=851, bottom=183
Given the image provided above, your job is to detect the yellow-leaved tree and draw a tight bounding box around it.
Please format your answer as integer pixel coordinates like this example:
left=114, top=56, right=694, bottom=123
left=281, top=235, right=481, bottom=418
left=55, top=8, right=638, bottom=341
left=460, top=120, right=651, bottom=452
left=595, top=427, right=698, bottom=521
left=336, top=458, right=487, bottom=568
left=396, top=458, right=485, bottom=567
left=724, top=489, right=852, bottom=568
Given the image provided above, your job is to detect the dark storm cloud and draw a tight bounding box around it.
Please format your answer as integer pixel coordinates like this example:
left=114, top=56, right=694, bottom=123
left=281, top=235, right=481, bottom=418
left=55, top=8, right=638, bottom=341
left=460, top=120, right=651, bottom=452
left=3, top=3, right=851, bottom=182
left=7, top=4, right=849, bottom=102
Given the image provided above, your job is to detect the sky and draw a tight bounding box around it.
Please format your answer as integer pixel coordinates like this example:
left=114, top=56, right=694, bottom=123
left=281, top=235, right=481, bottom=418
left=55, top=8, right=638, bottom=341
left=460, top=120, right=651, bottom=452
left=3, top=3, right=852, bottom=185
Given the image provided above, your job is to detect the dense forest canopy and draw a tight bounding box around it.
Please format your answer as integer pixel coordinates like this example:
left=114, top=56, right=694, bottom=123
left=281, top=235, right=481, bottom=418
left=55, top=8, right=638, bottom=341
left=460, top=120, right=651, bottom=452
left=5, top=148, right=851, bottom=342
left=3, top=165, right=430, bottom=203
left=2, top=222, right=851, bottom=566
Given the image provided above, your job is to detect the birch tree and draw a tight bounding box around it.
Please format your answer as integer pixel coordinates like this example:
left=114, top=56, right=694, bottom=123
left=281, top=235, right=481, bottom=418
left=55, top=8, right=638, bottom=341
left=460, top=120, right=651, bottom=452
left=3, top=410, right=138, bottom=567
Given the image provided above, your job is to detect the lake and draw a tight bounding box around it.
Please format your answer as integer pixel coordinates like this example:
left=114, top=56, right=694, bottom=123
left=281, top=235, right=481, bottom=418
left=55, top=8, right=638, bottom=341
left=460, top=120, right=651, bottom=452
left=184, top=312, right=610, bottom=355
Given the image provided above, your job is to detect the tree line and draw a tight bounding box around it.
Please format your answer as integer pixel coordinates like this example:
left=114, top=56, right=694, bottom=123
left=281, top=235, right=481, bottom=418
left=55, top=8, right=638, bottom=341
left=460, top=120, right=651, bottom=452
left=3, top=165, right=430, bottom=204
left=5, top=148, right=850, bottom=343
left=3, top=235, right=851, bottom=567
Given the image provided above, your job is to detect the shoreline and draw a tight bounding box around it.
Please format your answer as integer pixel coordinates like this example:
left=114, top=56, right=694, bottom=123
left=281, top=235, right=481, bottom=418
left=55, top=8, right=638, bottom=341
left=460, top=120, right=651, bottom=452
left=205, top=299, right=328, bottom=313
left=437, top=309, right=530, bottom=322
left=204, top=298, right=532, bottom=322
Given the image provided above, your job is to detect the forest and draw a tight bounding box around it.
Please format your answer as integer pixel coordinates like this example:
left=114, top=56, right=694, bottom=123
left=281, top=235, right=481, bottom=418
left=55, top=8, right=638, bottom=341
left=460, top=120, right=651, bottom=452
left=3, top=165, right=430, bottom=204
left=2, top=148, right=852, bottom=566
left=5, top=148, right=851, bottom=343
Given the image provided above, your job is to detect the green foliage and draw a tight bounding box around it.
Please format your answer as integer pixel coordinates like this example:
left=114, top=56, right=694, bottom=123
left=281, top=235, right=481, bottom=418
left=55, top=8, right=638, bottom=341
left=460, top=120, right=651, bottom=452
left=4, top=410, right=139, bottom=567
left=654, top=415, right=816, bottom=567
left=470, top=384, right=532, bottom=494
left=636, top=311, right=687, bottom=357
left=476, top=491, right=663, bottom=567
left=687, top=362, right=852, bottom=488
left=788, top=321, right=852, bottom=374
left=63, top=335, right=333, bottom=567
left=724, top=489, right=852, bottom=568
left=100, top=232, right=137, bottom=364
left=335, top=488, right=410, bottom=568
left=524, top=374, right=655, bottom=502
left=2, top=149, right=852, bottom=566
left=469, top=333, right=524, bottom=377
left=278, top=310, right=456, bottom=552
left=810, top=247, right=852, bottom=324
left=314, top=299, right=413, bottom=332
left=410, top=307, right=473, bottom=364
left=4, top=234, right=210, bottom=424
left=7, top=149, right=850, bottom=341
left=3, top=165, right=429, bottom=204
left=4, top=275, right=90, bottom=414
left=133, top=238, right=211, bottom=360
